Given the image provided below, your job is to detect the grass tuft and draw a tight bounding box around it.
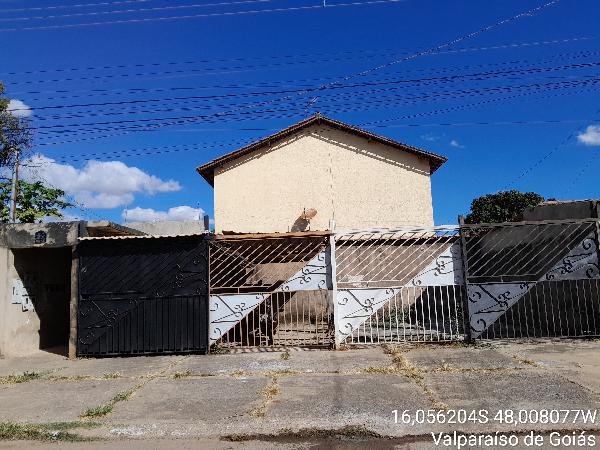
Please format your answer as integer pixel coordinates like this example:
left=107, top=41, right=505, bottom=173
left=361, top=366, right=399, bottom=374
left=102, top=372, right=121, bottom=379
left=0, top=422, right=90, bottom=442
left=267, top=369, right=299, bottom=376
left=382, top=344, right=447, bottom=411
left=81, top=404, right=113, bottom=419
left=172, top=370, right=192, bottom=379
left=512, top=355, right=538, bottom=366
left=249, top=377, right=280, bottom=418
left=112, top=388, right=135, bottom=403
left=0, top=371, right=47, bottom=385
left=211, top=343, right=229, bottom=354
left=46, top=375, right=92, bottom=382
left=280, top=350, right=291, bottom=360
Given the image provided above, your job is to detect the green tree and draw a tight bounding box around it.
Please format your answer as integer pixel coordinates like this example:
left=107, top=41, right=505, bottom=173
left=0, top=82, right=32, bottom=168
left=0, top=180, right=74, bottom=223
left=1, top=82, right=73, bottom=223
left=465, top=190, right=544, bottom=224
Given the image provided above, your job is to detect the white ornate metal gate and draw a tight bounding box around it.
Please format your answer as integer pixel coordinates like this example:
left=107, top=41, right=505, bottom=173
left=332, top=226, right=467, bottom=345
left=206, top=219, right=600, bottom=349
left=462, top=219, right=600, bottom=339
left=208, top=233, right=334, bottom=348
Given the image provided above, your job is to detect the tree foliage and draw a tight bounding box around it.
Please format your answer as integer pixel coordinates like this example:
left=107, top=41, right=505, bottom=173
left=0, top=82, right=72, bottom=223
left=465, top=190, right=544, bottom=224
left=0, top=81, right=32, bottom=168
left=0, top=180, right=74, bottom=223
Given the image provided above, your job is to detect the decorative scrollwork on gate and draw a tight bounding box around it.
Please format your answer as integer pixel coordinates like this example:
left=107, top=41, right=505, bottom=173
left=468, top=283, right=534, bottom=337
left=544, top=234, right=599, bottom=281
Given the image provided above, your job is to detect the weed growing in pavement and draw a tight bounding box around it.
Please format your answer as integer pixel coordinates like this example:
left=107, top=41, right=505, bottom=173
left=81, top=386, right=140, bottom=419
left=211, top=343, right=229, bottom=354
left=81, top=404, right=113, bottom=419
left=267, top=369, right=299, bottom=376
left=361, top=366, right=399, bottom=374
left=280, top=350, right=291, bottom=360
left=102, top=372, right=121, bottom=379
left=46, top=375, right=93, bottom=382
left=0, top=371, right=49, bottom=385
left=382, top=344, right=448, bottom=411
left=511, top=355, right=538, bottom=366
left=250, top=377, right=280, bottom=418
left=172, top=370, right=193, bottom=379
left=111, top=388, right=136, bottom=403
left=0, top=422, right=98, bottom=442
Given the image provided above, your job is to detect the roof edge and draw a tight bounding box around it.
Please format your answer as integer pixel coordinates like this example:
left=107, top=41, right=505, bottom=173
left=196, top=115, right=448, bottom=186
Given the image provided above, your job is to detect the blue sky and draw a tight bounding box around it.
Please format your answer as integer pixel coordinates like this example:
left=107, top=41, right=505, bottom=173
left=1, top=0, right=599, bottom=225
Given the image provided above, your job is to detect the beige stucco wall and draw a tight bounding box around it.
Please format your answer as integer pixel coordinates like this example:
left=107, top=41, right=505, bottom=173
left=0, top=247, right=72, bottom=357
left=213, top=124, right=434, bottom=233
left=0, top=222, right=77, bottom=357
left=0, top=247, right=40, bottom=357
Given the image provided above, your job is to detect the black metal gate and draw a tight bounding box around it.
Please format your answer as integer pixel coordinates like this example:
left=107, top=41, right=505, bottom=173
left=77, top=235, right=209, bottom=356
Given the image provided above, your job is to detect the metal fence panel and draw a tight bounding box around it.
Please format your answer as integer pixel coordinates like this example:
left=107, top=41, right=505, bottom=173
left=334, top=226, right=466, bottom=345
left=463, top=220, right=600, bottom=339
left=77, top=236, right=209, bottom=356
left=208, top=234, right=333, bottom=348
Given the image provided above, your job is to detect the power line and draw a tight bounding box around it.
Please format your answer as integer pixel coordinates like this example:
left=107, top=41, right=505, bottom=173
left=29, top=77, right=600, bottom=133
left=42, top=118, right=592, bottom=164
left=19, top=63, right=600, bottom=119
left=0, top=0, right=152, bottom=13
left=35, top=81, right=598, bottom=148
left=0, top=0, right=406, bottom=32
left=50, top=138, right=258, bottom=163
left=22, top=0, right=564, bottom=149
left=360, top=84, right=598, bottom=128
left=311, top=0, right=562, bottom=97
left=36, top=82, right=598, bottom=141
left=504, top=111, right=600, bottom=189
left=8, top=48, right=597, bottom=105
left=563, top=149, right=600, bottom=195
left=7, top=2, right=574, bottom=134
left=2, top=35, right=595, bottom=78
left=0, top=0, right=272, bottom=22
left=3, top=52, right=416, bottom=87
left=35, top=82, right=600, bottom=146
left=26, top=75, right=600, bottom=130
left=6, top=38, right=589, bottom=89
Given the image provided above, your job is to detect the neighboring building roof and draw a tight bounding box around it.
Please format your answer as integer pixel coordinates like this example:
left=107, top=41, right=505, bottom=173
left=79, top=233, right=207, bottom=240
left=196, top=114, right=448, bottom=186
left=522, top=199, right=600, bottom=222
left=0, top=220, right=143, bottom=249
left=85, top=220, right=145, bottom=237
left=540, top=199, right=599, bottom=205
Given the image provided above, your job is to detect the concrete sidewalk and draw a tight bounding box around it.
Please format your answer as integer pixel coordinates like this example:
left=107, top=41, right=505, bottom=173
left=1, top=340, right=599, bottom=448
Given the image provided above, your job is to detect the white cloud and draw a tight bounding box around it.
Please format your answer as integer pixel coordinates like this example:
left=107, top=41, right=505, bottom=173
left=123, top=206, right=205, bottom=222
left=20, top=154, right=181, bottom=209
left=43, top=213, right=81, bottom=223
left=577, top=125, right=600, bottom=146
left=450, top=139, right=465, bottom=148
left=7, top=99, right=33, bottom=118
left=420, top=133, right=439, bottom=142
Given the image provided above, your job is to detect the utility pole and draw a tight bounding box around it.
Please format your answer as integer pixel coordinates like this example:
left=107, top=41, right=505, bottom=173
left=9, top=148, right=20, bottom=223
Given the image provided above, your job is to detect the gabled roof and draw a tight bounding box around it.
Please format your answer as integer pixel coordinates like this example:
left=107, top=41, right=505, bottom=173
left=196, top=114, right=448, bottom=186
